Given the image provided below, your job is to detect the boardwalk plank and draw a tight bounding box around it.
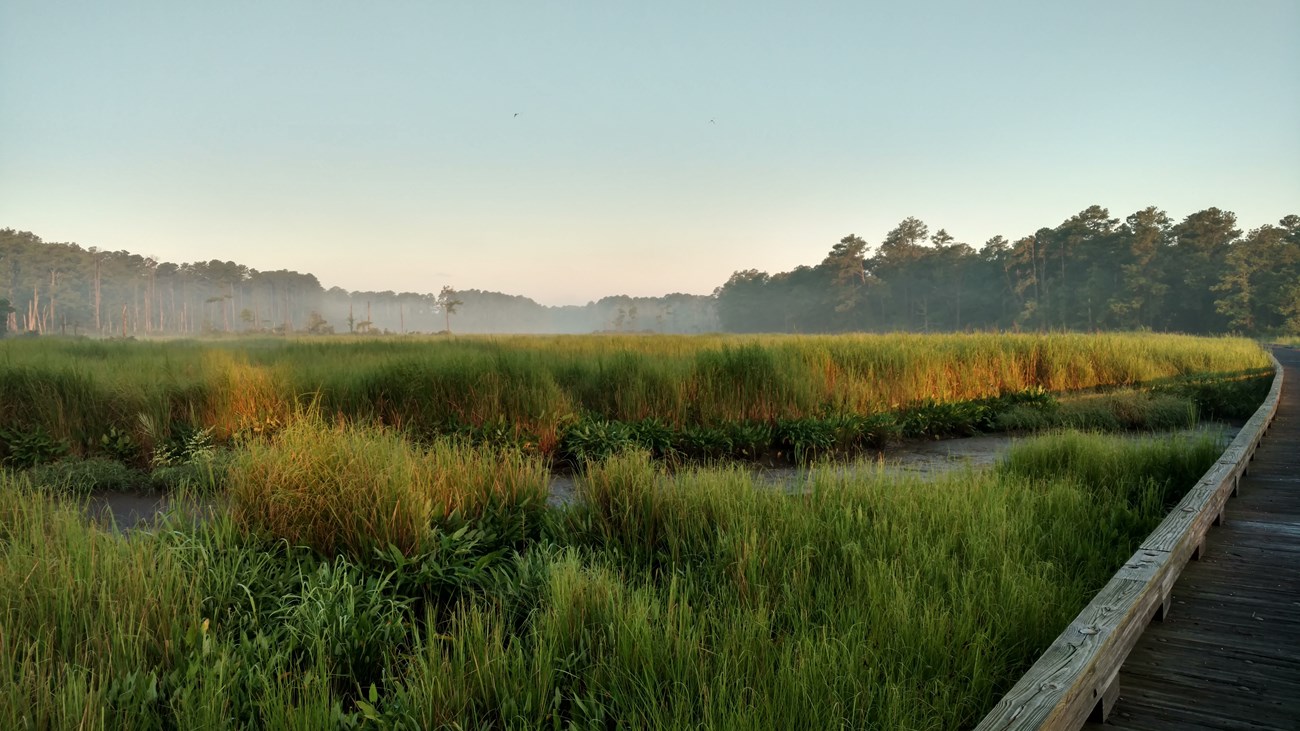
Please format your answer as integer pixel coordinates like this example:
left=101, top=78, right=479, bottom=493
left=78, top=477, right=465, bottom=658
left=1106, top=346, right=1300, bottom=730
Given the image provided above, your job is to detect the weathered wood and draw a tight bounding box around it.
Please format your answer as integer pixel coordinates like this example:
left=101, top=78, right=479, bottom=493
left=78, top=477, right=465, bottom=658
left=976, top=352, right=1286, bottom=730
left=978, top=576, right=1165, bottom=729
left=1087, top=669, right=1120, bottom=723
left=1105, top=346, right=1300, bottom=730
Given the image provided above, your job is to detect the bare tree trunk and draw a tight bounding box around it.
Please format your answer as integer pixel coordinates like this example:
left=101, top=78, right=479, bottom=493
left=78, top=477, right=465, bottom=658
left=132, top=281, right=140, bottom=334
left=223, top=282, right=232, bottom=332
left=93, top=258, right=102, bottom=333
left=48, top=269, right=57, bottom=332
left=148, top=266, right=157, bottom=333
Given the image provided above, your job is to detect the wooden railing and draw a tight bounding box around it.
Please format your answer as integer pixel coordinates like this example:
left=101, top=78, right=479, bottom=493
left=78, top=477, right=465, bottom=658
left=975, top=355, right=1285, bottom=730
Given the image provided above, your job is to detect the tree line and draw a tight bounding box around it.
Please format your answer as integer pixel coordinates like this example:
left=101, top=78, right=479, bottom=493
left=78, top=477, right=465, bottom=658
left=3, top=204, right=1297, bottom=339
left=715, top=206, right=1300, bottom=335
left=0, top=229, right=717, bottom=337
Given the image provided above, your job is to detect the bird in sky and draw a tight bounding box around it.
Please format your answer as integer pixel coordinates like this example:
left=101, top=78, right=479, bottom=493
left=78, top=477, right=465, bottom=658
left=709, top=119, right=715, bottom=125
left=514, top=112, right=520, bottom=117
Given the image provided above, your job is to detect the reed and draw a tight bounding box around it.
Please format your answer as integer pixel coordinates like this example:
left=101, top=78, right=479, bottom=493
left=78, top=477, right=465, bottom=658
left=0, top=429, right=1224, bottom=728
left=0, top=333, right=1270, bottom=464
left=388, top=432, right=1222, bottom=729
left=227, top=417, right=550, bottom=557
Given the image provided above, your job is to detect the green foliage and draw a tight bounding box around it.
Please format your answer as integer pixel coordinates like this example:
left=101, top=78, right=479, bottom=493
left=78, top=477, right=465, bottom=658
left=0, top=297, right=11, bottom=336
left=549, top=373, right=1244, bottom=468
left=999, top=430, right=1220, bottom=498
left=228, top=419, right=549, bottom=558
left=274, top=559, right=413, bottom=688
left=99, top=425, right=142, bottom=465
left=0, top=334, right=1272, bottom=467
left=674, top=424, right=733, bottom=461
left=774, top=418, right=837, bottom=462
left=995, top=371, right=1268, bottom=434
left=1155, top=371, right=1272, bottom=421
left=0, top=427, right=1243, bottom=729
left=0, top=426, right=69, bottom=468
left=151, top=424, right=218, bottom=467
left=150, top=455, right=229, bottom=494
left=558, top=419, right=637, bottom=467
left=24, top=458, right=153, bottom=496
left=628, top=418, right=678, bottom=459
left=725, top=420, right=775, bottom=459
left=717, top=207, right=1299, bottom=335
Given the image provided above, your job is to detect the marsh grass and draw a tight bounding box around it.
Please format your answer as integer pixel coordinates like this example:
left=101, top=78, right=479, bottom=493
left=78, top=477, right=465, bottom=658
left=0, top=333, right=1270, bottom=463
left=996, top=388, right=1199, bottom=432
left=22, top=457, right=155, bottom=495
left=388, top=432, right=1223, bottom=729
left=227, top=417, right=549, bottom=557
left=0, top=428, right=1224, bottom=729
left=0, top=329, right=1267, bottom=729
left=0, top=480, right=199, bottom=729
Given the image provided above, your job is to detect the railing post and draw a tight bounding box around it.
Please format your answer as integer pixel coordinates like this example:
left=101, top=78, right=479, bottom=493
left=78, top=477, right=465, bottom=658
left=1086, top=672, right=1120, bottom=724
left=1154, top=591, right=1173, bottom=621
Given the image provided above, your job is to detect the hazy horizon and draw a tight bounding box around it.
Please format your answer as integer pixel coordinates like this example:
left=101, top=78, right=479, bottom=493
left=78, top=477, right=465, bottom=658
left=3, top=1, right=1298, bottom=307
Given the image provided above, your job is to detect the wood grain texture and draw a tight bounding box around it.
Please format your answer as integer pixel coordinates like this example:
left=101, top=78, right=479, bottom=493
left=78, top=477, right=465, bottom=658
left=976, top=349, right=1288, bottom=731
left=1104, top=350, right=1300, bottom=729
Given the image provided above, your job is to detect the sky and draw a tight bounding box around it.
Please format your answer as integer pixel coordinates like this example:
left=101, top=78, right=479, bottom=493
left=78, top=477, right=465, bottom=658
left=2, top=1, right=1298, bottom=306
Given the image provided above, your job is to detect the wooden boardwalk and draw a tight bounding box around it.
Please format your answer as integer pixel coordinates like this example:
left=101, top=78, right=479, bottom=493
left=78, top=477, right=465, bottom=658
left=1101, top=346, right=1300, bottom=730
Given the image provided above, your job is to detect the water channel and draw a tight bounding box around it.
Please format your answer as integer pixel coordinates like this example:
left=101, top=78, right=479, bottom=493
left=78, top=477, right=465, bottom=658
left=86, top=424, right=1239, bottom=530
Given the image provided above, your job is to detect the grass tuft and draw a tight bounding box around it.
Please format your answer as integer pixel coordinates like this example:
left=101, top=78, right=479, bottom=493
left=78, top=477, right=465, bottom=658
left=227, top=418, right=549, bottom=558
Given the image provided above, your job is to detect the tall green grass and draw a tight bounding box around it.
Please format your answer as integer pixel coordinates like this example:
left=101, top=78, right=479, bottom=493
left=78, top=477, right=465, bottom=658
left=228, top=417, right=549, bottom=557
left=0, top=333, right=1271, bottom=465
left=0, top=429, right=1223, bottom=729
left=0, top=482, right=200, bottom=729
left=378, top=433, right=1222, bottom=729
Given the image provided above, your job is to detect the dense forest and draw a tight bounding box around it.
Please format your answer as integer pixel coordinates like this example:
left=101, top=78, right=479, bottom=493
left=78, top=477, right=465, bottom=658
left=716, top=206, right=1300, bottom=335
left=2, top=204, right=1297, bottom=337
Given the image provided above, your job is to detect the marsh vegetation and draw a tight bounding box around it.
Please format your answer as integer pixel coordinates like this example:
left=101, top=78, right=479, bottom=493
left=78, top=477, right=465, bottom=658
left=0, top=333, right=1272, bottom=729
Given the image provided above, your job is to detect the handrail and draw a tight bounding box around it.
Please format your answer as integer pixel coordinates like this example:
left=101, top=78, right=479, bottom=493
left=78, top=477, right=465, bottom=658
left=975, top=353, right=1285, bottom=730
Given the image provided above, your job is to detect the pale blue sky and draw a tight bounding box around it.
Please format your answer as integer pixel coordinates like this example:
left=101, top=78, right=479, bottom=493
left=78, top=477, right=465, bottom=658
left=2, top=1, right=1297, bottom=305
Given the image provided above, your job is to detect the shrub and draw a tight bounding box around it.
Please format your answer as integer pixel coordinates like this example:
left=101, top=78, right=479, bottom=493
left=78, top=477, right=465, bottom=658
left=0, top=426, right=68, bottom=468
left=99, top=425, right=143, bottom=465
left=559, top=420, right=637, bottom=467
left=774, top=418, right=836, bottom=462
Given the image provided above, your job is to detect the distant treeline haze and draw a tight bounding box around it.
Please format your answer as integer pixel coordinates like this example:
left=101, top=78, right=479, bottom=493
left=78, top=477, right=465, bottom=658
left=2, top=204, right=1297, bottom=337
left=0, top=230, right=716, bottom=336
